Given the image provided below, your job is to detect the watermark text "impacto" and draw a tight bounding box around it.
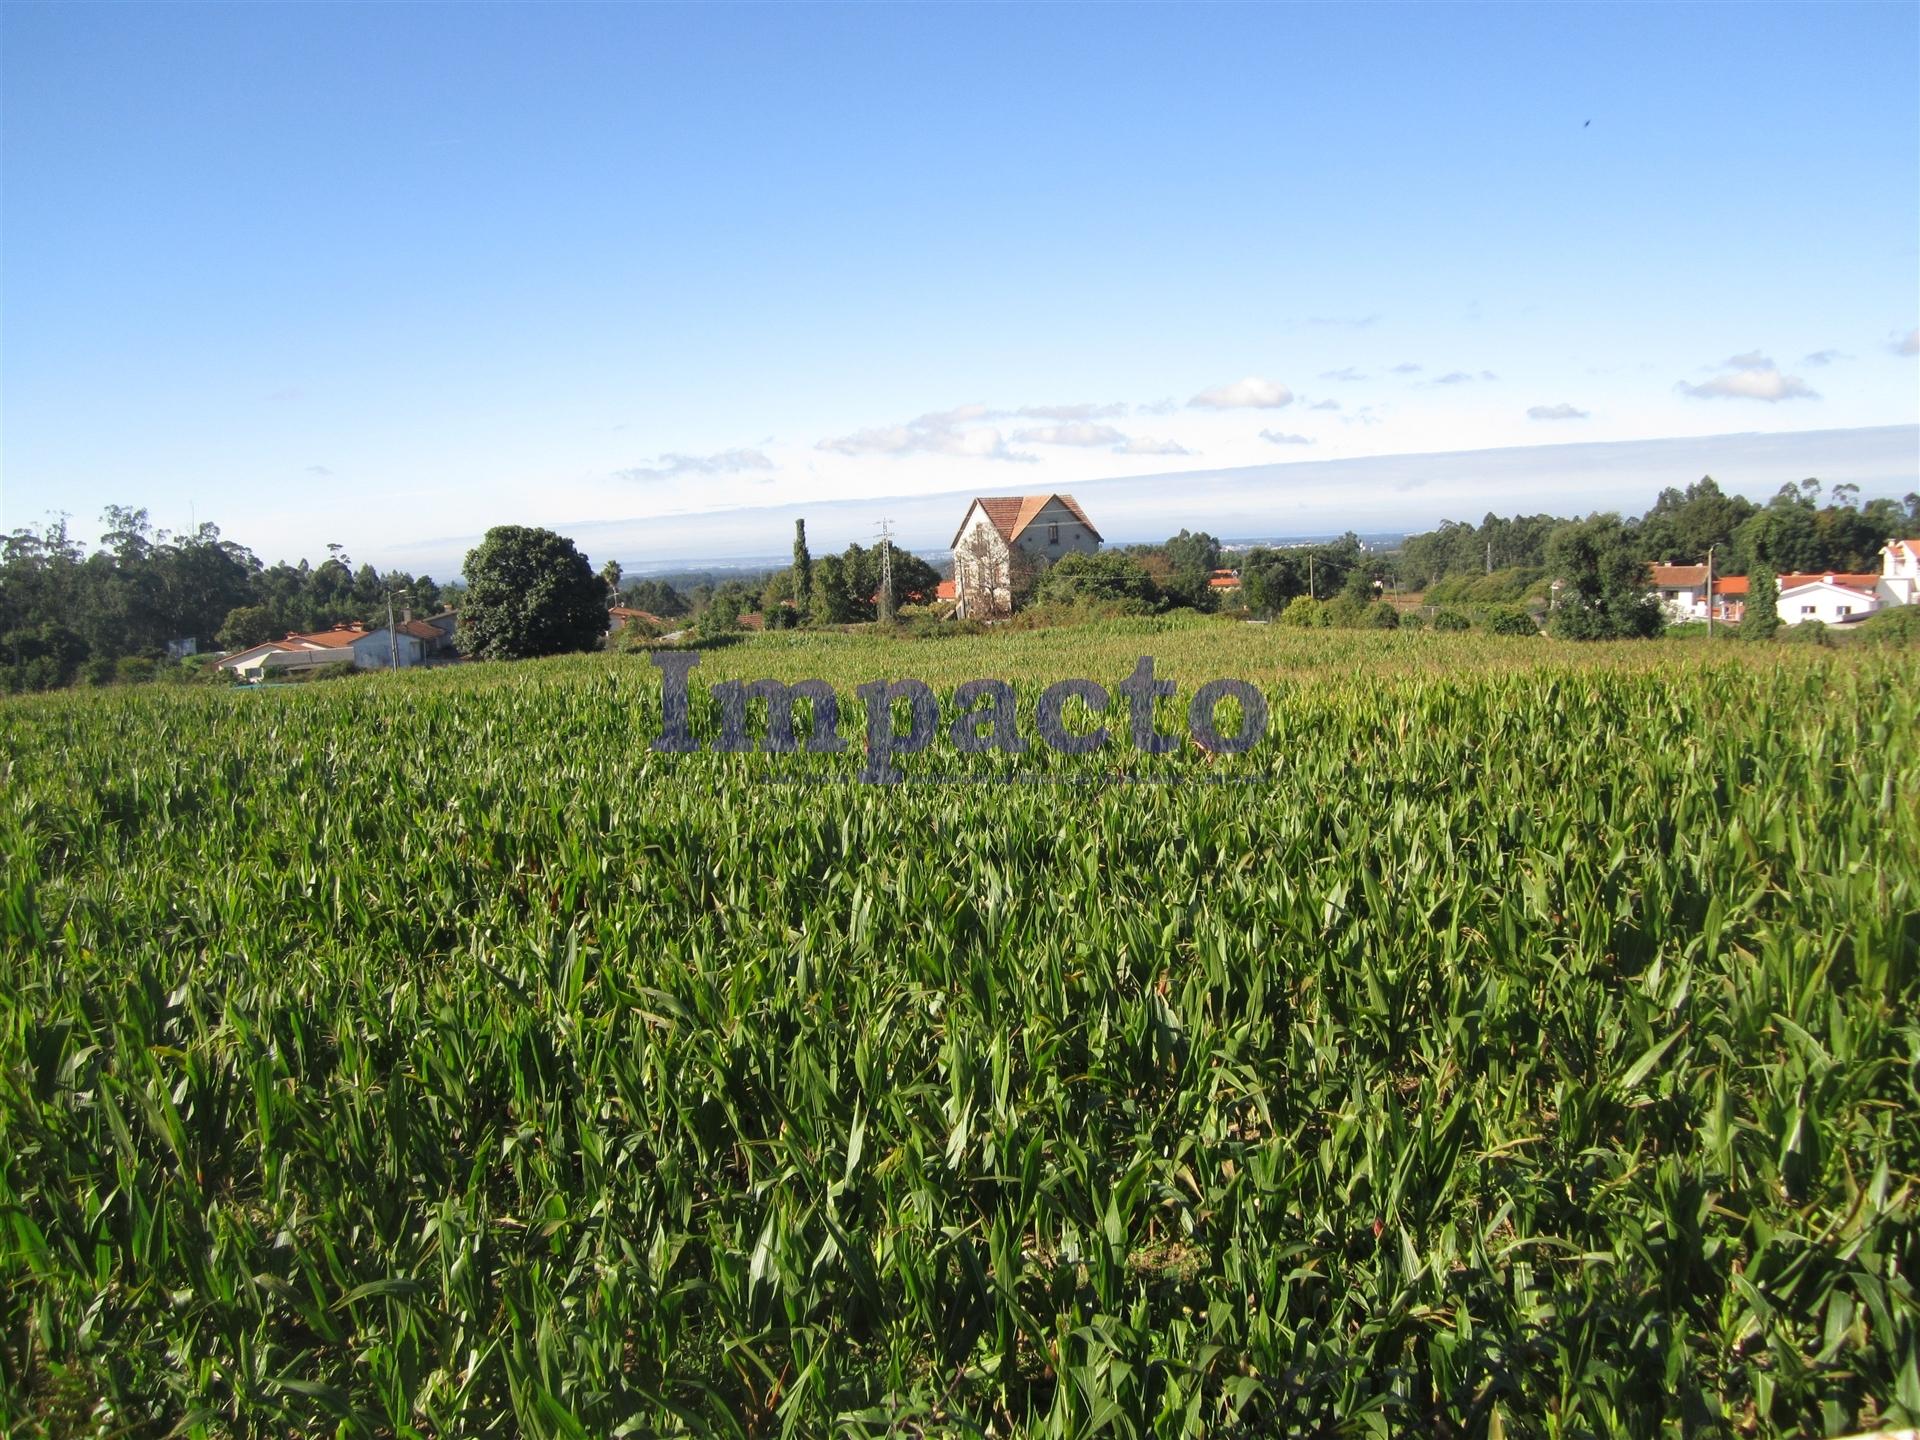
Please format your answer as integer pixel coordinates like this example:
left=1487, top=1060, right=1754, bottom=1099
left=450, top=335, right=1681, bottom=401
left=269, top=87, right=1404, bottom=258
left=649, top=651, right=1268, bottom=784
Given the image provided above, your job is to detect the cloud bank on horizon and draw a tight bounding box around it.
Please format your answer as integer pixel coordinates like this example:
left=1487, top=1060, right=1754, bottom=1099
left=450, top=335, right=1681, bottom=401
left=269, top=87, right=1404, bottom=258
left=369, top=424, right=1920, bottom=577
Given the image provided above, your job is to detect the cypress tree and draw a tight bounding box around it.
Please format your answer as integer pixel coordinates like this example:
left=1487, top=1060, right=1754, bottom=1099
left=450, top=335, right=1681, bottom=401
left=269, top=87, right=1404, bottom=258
left=1744, top=563, right=1779, bottom=639
left=793, top=520, right=813, bottom=620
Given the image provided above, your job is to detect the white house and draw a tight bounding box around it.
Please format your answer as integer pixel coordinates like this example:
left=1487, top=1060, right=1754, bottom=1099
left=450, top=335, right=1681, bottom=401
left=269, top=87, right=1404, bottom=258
left=1774, top=572, right=1881, bottom=626
left=1649, top=563, right=1711, bottom=622
left=950, top=493, right=1101, bottom=618
left=1878, top=537, right=1920, bottom=608
left=216, top=622, right=429, bottom=680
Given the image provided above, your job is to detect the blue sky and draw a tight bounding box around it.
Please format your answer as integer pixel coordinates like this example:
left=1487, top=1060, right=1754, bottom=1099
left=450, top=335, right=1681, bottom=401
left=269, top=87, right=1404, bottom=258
left=4, top=2, right=1916, bottom=573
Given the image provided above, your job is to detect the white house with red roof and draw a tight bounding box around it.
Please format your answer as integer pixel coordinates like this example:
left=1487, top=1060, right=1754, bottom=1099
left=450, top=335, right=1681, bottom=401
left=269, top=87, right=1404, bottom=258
left=216, top=621, right=432, bottom=678
left=1878, top=537, right=1920, bottom=608
left=1774, top=572, right=1882, bottom=626
left=950, top=493, right=1101, bottom=618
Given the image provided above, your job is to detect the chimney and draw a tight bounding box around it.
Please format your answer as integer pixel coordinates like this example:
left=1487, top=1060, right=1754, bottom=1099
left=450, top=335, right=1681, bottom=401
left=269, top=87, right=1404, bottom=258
left=402, top=606, right=412, bottom=623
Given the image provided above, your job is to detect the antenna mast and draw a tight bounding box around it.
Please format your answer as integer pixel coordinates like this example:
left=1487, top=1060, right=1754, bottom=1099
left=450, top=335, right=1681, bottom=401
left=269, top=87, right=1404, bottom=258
left=876, top=517, right=896, bottom=624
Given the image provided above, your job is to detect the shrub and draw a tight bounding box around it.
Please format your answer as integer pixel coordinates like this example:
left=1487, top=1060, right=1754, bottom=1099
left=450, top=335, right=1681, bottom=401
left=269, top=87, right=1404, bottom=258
left=1363, top=600, right=1401, bottom=630
left=1279, top=597, right=1330, bottom=628
left=1856, top=604, right=1920, bottom=647
left=1433, top=608, right=1471, bottom=632
left=1485, top=607, right=1538, bottom=637
left=1781, top=620, right=1832, bottom=647
left=1399, top=610, right=1427, bottom=631
left=114, top=656, right=157, bottom=684
left=1425, top=567, right=1544, bottom=606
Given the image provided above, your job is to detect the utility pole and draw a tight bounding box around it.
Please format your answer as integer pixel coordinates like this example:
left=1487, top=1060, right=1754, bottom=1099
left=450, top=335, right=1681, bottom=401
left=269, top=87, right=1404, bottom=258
left=386, top=588, right=410, bottom=670
left=1705, top=546, right=1715, bottom=639
left=875, top=518, right=895, bottom=625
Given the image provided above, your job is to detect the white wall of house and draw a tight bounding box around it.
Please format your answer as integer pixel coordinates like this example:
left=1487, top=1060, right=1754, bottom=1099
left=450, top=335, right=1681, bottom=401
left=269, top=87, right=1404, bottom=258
left=1879, top=541, right=1919, bottom=607
left=219, top=645, right=300, bottom=678
left=1010, top=500, right=1100, bottom=563
left=1654, top=585, right=1704, bottom=622
left=953, top=506, right=1012, bottom=619
left=1778, top=581, right=1880, bottom=626
left=338, top=630, right=426, bottom=668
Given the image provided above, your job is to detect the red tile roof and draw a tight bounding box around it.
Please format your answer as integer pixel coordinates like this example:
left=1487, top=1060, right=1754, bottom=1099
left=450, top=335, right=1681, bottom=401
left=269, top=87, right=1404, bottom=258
left=395, top=619, right=441, bottom=641
left=1713, top=576, right=1749, bottom=595
left=1649, top=564, right=1709, bottom=588
left=289, top=626, right=373, bottom=649
left=1777, top=572, right=1878, bottom=594
left=935, top=579, right=957, bottom=601
left=950, top=493, right=1101, bottom=548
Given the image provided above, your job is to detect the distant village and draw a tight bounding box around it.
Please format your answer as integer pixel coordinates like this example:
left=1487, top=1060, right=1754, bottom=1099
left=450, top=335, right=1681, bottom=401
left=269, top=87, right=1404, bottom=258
left=2, top=476, right=1916, bottom=690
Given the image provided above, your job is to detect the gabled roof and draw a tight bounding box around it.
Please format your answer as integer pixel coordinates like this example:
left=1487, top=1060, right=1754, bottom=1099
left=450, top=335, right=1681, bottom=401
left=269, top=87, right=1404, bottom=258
left=290, top=626, right=376, bottom=649
left=216, top=642, right=298, bottom=668
left=934, top=579, right=957, bottom=601
left=1649, top=564, right=1709, bottom=588
left=1776, top=572, right=1879, bottom=595
left=394, top=619, right=441, bottom=641
left=950, top=493, right=1101, bottom=548
left=1884, top=538, right=1920, bottom=561
left=1713, top=576, right=1749, bottom=595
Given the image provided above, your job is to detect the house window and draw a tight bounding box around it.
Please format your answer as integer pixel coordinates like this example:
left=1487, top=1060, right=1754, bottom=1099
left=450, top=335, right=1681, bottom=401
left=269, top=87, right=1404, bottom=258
left=1048, top=522, right=1060, bottom=546
left=1800, top=605, right=1815, bottom=615
left=1837, top=605, right=1851, bottom=617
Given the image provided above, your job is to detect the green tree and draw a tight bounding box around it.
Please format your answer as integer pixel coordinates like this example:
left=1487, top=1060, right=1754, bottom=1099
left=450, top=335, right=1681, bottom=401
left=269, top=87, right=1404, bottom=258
left=1240, top=549, right=1306, bottom=615
left=694, top=590, right=743, bottom=640
left=600, top=559, right=623, bottom=600
left=810, top=554, right=858, bottom=624
left=1164, top=529, right=1221, bottom=577
left=792, top=520, right=813, bottom=620
left=457, top=526, right=609, bottom=660
left=1546, top=516, right=1664, bottom=640
left=218, top=605, right=278, bottom=651
left=627, top=579, right=690, bottom=618
left=1032, top=551, right=1163, bottom=609
left=1743, top=563, right=1779, bottom=640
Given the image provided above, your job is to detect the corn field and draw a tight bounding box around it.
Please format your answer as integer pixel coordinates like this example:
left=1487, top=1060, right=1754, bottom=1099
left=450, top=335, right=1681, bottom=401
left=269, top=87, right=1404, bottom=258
left=2, top=621, right=1916, bottom=1437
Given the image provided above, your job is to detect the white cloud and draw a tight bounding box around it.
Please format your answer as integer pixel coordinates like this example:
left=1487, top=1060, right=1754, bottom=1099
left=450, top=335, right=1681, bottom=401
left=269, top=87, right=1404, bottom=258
left=1434, top=371, right=1475, bottom=385
left=816, top=405, right=1031, bottom=463
left=1802, top=349, right=1847, bottom=367
left=1318, top=366, right=1367, bottom=382
left=1894, top=328, right=1920, bottom=357
left=1011, top=421, right=1127, bottom=447
left=1260, top=430, right=1314, bottom=446
left=1115, top=435, right=1191, bottom=455
left=1678, top=353, right=1818, bottom=402
left=1308, top=398, right=1342, bottom=411
left=616, top=447, right=775, bottom=482
left=1015, top=401, right=1130, bottom=421
left=1134, top=398, right=1178, bottom=415
left=1527, top=403, right=1589, bottom=421
left=306, top=464, right=334, bottom=475
left=1390, top=362, right=1422, bottom=374
left=1189, top=376, right=1294, bottom=409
